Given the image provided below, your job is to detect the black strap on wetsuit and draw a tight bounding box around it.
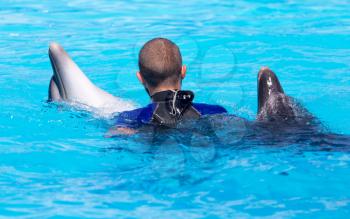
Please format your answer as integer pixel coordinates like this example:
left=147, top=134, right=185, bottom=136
left=150, top=90, right=201, bottom=128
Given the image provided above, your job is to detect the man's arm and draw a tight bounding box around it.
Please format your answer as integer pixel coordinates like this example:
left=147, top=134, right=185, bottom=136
left=105, top=126, right=137, bottom=138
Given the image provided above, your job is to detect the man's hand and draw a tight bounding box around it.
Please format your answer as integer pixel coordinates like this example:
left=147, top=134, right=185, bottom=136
left=105, top=127, right=137, bottom=138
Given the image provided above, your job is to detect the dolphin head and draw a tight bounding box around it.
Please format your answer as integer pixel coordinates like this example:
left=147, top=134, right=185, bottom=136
left=257, top=67, right=296, bottom=122
left=48, top=42, right=92, bottom=101
left=47, top=42, right=112, bottom=106
left=47, top=42, right=135, bottom=114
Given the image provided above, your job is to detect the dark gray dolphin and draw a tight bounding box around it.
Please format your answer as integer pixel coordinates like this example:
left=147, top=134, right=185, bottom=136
left=257, top=67, right=314, bottom=123
left=48, top=42, right=135, bottom=115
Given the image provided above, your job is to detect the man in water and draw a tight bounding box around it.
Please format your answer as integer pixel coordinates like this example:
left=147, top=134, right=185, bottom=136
left=110, top=38, right=227, bottom=134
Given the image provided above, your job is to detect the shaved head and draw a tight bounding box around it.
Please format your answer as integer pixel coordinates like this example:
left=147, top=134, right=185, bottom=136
left=138, top=38, right=182, bottom=88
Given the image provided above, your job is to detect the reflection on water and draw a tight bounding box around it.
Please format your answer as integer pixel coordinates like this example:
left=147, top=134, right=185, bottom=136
left=1, top=0, right=350, bottom=218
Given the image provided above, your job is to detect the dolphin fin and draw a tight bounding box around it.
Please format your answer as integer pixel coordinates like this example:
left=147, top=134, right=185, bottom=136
left=48, top=76, right=61, bottom=101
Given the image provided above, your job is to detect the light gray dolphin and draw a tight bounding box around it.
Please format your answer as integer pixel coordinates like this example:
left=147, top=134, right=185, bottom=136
left=48, top=42, right=135, bottom=116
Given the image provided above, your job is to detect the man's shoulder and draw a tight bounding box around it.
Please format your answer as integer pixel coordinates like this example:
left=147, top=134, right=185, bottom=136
left=112, top=102, right=227, bottom=128
left=115, top=102, right=228, bottom=118
left=118, top=104, right=152, bottom=117
left=113, top=104, right=154, bottom=128
left=192, top=103, right=227, bottom=115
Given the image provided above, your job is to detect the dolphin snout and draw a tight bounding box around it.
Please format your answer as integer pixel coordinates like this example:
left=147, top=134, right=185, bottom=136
left=258, top=67, right=272, bottom=82
left=257, top=67, right=285, bottom=115
left=257, top=67, right=282, bottom=93
left=48, top=42, right=66, bottom=58
left=49, top=42, right=62, bottom=52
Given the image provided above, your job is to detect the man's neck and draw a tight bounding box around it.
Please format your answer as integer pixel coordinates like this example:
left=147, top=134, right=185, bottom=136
left=149, top=85, right=181, bottom=97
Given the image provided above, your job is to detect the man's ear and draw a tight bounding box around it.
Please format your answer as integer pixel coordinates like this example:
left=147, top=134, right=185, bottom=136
left=136, top=71, right=144, bottom=84
left=181, top=65, right=187, bottom=79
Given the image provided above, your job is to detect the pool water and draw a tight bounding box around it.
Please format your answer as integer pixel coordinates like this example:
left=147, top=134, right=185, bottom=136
left=1, top=0, right=350, bottom=218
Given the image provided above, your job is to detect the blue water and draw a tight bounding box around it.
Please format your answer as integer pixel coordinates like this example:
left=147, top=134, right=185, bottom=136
left=1, top=0, right=350, bottom=218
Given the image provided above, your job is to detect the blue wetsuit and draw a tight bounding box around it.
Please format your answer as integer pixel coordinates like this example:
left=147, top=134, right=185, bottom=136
left=113, top=102, right=227, bottom=128
left=114, top=91, right=227, bottom=128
